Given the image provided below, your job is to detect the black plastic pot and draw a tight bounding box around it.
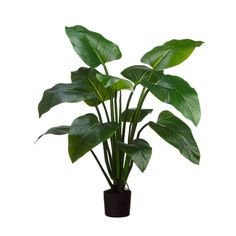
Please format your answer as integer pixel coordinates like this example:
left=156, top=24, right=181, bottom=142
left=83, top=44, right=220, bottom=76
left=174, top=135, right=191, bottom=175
left=104, top=189, right=131, bottom=217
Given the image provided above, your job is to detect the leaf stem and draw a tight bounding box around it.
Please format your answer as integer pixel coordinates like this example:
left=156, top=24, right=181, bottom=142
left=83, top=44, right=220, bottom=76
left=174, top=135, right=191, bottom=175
left=91, top=150, right=113, bottom=188
left=137, top=122, right=149, bottom=139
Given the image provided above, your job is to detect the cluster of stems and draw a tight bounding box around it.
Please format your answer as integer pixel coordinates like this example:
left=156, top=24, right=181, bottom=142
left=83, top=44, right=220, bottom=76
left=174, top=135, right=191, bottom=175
left=91, top=64, right=150, bottom=192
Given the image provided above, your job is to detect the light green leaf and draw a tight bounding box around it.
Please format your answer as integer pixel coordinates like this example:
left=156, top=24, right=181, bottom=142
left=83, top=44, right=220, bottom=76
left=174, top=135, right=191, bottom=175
left=65, top=25, right=122, bottom=68
left=96, top=74, right=133, bottom=91
left=118, top=139, right=152, bottom=172
left=68, top=113, right=118, bottom=163
left=121, top=65, right=162, bottom=84
left=149, top=110, right=200, bottom=164
left=142, top=74, right=200, bottom=126
left=141, top=39, right=203, bottom=71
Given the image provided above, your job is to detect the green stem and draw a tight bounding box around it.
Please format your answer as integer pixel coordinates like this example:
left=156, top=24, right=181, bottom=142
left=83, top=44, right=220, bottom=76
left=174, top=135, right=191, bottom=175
left=101, top=102, right=110, bottom=122
left=91, top=150, right=113, bottom=188
left=129, top=87, right=147, bottom=141
left=121, top=89, right=135, bottom=142
left=95, top=106, right=113, bottom=178
left=136, top=122, right=149, bottom=139
left=102, top=64, right=118, bottom=184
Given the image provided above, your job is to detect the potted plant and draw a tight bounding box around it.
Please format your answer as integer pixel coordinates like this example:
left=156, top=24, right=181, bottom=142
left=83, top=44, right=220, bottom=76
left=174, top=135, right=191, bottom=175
left=36, top=25, right=203, bottom=217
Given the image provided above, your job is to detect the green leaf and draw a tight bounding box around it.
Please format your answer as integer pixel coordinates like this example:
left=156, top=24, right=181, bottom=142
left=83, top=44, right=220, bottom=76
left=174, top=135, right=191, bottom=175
left=149, top=111, right=200, bottom=164
left=71, top=67, right=110, bottom=106
left=38, top=83, right=96, bottom=117
left=96, top=74, right=133, bottom=91
left=35, top=125, right=70, bottom=143
left=65, top=25, right=122, bottom=68
left=142, top=74, right=200, bottom=126
left=121, top=65, right=162, bottom=84
left=141, top=39, right=203, bottom=71
left=122, top=108, right=153, bottom=122
left=118, top=139, right=152, bottom=172
left=68, top=113, right=118, bottom=162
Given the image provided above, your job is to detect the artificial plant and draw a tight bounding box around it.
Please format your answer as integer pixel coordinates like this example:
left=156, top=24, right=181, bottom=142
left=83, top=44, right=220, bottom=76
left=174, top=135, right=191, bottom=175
left=37, top=25, right=203, bottom=192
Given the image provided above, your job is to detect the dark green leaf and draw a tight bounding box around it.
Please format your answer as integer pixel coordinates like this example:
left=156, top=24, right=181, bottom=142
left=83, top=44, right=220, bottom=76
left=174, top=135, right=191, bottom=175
left=65, top=25, right=122, bottom=68
left=122, top=108, right=153, bottom=122
left=118, top=139, right=152, bottom=172
left=35, top=126, right=70, bottom=143
left=68, top=113, right=118, bottom=162
left=149, top=111, right=200, bottom=164
left=38, top=83, right=96, bottom=117
left=141, top=39, right=203, bottom=71
left=96, top=74, right=133, bottom=91
left=121, top=65, right=162, bottom=84
left=71, top=67, right=110, bottom=106
left=142, top=74, right=200, bottom=126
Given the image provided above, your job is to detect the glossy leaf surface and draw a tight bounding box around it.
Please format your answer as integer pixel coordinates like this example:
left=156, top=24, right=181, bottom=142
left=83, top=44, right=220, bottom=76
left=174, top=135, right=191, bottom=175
left=142, top=74, right=200, bottom=125
left=141, top=39, right=203, bottom=71
left=38, top=83, right=96, bottom=117
left=35, top=126, right=70, bottom=143
left=96, top=74, right=133, bottom=91
left=118, top=139, right=152, bottom=172
left=71, top=67, right=110, bottom=106
left=121, top=65, right=162, bottom=84
left=68, top=113, right=118, bottom=162
left=121, top=108, right=153, bottom=122
left=65, top=25, right=121, bottom=68
left=149, top=111, right=200, bottom=164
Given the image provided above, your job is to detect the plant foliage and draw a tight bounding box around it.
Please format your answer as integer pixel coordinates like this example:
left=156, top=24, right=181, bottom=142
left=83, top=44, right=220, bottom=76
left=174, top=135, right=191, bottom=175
left=37, top=25, right=203, bottom=191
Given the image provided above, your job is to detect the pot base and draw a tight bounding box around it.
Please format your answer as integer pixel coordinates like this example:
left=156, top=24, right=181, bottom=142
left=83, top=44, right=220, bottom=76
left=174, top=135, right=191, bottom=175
left=104, top=189, right=131, bottom=217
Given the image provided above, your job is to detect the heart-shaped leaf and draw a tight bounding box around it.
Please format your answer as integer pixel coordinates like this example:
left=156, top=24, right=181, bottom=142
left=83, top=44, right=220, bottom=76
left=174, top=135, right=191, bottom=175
left=71, top=67, right=111, bottom=106
left=35, top=125, right=70, bottom=143
left=65, top=25, right=122, bottom=68
left=121, top=108, right=153, bottom=122
left=96, top=74, right=133, bottom=91
left=118, top=139, right=152, bottom=172
left=68, top=113, right=118, bottom=162
left=149, top=111, right=200, bottom=164
left=142, top=74, right=200, bottom=126
left=38, top=83, right=96, bottom=117
left=121, top=65, right=162, bottom=84
left=141, top=39, right=203, bottom=71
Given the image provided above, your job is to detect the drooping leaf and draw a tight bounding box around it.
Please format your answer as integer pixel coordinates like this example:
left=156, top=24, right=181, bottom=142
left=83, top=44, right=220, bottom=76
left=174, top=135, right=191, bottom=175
left=68, top=113, right=118, bottom=162
left=118, top=139, right=152, bottom=172
left=35, top=125, right=70, bottom=143
left=71, top=67, right=110, bottom=106
left=121, top=65, right=162, bottom=84
left=65, top=25, right=122, bottom=68
left=142, top=74, right=200, bottom=126
left=96, top=74, right=133, bottom=91
left=141, top=39, right=203, bottom=71
left=122, top=108, right=153, bottom=122
left=149, top=110, right=200, bottom=164
left=38, top=83, right=96, bottom=117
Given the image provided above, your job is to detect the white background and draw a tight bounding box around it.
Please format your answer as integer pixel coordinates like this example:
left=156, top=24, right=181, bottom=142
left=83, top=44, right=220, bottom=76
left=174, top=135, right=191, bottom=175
left=0, top=0, right=236, bottom=235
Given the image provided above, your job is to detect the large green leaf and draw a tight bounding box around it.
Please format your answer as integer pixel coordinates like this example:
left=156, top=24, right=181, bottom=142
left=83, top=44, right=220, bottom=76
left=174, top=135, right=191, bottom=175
left=149, top=111, right=200, bottom=164
left=118, top=139, right=152, bottom=172
left=65, top=25, right=122, bottom=68
left=121, top=65, right=162, bottom=84
left=121, top=108, right=153, bottom=122
left=35, top=125, right=70, bottom=143
left=96, top=74, right=133, bottom=91
left=38, top=83, right=96, bottom=117
left=68, top=113, right=118, bottom=163
left=142, top=74, right=200, bottom=126
left=141, top=39, right=203, bottom=71
left=71, top=67, right=110, bottom=106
